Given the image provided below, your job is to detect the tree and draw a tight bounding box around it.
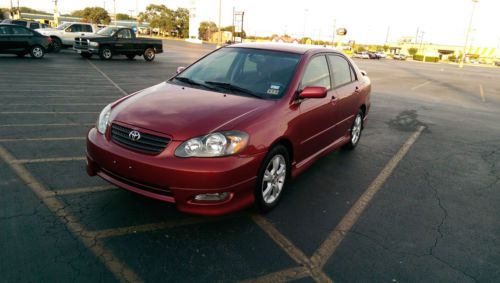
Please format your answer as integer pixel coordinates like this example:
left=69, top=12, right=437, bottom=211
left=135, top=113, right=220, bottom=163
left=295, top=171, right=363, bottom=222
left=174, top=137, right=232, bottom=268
left=19, top=7, right=50, bottom=15
left=408, top=47, right=418, bottom=56
left=198, top=21, right=217, bottom=41
left=72, top=7, right=110, bottom=24
left=139, top=4, right=174, bottom=37
left=221, top=25, right=246, bottom=39
left=116, top=13, right=133, bottom=21
left=173, top=8, right=189, bottom=38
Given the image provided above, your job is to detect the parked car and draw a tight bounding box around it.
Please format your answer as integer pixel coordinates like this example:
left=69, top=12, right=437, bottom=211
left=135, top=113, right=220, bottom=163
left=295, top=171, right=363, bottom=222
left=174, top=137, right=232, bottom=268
left=38, top=22, right=97, bottom=52
left=393, top=53, right=407, bottom=60
left=367, top=52, right=380, bottom=59
left=0, top=24, right=51, bottom=58
left=74, top=27, right=163, bottom=61
left=353, top=51, right=369, bottom=59
left=375, top=51, right=387, bottom=58
left=86, top=43, right=371, bottom=215
left=1, top=19, right=49, bottom=30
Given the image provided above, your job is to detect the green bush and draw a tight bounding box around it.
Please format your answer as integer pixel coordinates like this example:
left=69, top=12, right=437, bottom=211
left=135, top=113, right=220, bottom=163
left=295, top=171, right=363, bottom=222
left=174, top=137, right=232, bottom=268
left=413, top=54, right=439, bottom=62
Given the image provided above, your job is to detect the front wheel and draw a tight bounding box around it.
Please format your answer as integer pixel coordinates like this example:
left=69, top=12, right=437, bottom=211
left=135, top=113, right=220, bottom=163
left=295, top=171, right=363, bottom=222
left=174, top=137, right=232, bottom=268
left=255, top=145, right=290, bottom=212
left=99, top=47, right=113, bottom=60
left=29, top=45, right=45, bottom=59
left=344, top=111, right=364, bottom=150
left=51, top=38, right=62, bottom=53
left=143, top=48, right=156, bottom=61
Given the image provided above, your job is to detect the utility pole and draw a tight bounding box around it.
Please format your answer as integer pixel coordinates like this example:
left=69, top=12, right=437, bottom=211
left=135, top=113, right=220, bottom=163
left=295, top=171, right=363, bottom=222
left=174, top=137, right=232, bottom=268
left=113, top=0, right=117, bottom=27
left=303, top=9, right=309, bottom=40
left=385, top=26, right=390, bottom=44
left=217, top=0, right=222, bottom=47
left=460, top=0, right=479, bottom=68
left=332, top=19, right=336, bottom=48
left=53, top=0, right=59, bottom=26
left=415, top=27, right=419, bottom=44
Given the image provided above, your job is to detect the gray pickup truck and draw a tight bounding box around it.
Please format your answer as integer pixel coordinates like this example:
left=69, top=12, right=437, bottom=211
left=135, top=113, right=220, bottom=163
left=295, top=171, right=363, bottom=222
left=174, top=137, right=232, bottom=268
left=74, top=27, right=163, bottom=61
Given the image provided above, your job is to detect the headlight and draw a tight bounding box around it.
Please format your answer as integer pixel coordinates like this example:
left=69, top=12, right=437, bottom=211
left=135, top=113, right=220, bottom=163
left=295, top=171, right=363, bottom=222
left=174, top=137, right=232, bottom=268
left=175, top=131, right=249, bottom=157
left=96, top=104, right=112, bottom=134
left=89, top=41, right=99, bottom=47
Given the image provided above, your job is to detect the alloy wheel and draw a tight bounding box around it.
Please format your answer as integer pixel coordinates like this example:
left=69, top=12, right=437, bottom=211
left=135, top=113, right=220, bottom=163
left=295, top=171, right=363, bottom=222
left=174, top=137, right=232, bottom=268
left=261, top=154, right=286, bottom=204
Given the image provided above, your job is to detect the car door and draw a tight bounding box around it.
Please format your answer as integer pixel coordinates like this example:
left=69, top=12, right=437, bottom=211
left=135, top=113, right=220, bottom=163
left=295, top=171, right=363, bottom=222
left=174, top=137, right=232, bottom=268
left=81, top=24, right=95, bottom=37
left=294, top=54, right=340, bottom=161
left=115, top=29, right=133, bottom=53
left=10, top=26, right=33, bottom=51
left=62, top=24, right=82, bottom=45
left=0, top=26, right=12, bottom=51
left=327, top=54, right=360, bottom=137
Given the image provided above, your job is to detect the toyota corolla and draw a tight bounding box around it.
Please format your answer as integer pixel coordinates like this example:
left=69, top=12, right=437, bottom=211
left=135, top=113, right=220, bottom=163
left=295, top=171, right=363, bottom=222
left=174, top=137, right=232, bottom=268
left=86, top=43, right=371, bottom=215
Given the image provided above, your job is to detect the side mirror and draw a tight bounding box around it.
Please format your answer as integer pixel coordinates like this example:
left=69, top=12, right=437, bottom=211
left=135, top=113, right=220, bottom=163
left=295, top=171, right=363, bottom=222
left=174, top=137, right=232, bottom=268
left=360, top=70, right=368, bottom=76
left=176, top=66, right=186, bottom=74
left=299, top=86, right=327, bottom=99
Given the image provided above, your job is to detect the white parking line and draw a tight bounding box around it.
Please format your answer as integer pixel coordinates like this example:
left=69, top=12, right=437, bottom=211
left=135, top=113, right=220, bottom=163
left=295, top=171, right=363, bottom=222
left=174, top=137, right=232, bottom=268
left=411, top=80, right=431, bottom=91
left=0, top=137, right=85, bottom=142
left=87, top=60, right=128, bottom=96
left=0, top=123, right=93, bottom=127
left=479, top=84, right=486, bottom=102
left=13, top=157, right=86, bottom=164
left=51, top=185, right=117, bottom=196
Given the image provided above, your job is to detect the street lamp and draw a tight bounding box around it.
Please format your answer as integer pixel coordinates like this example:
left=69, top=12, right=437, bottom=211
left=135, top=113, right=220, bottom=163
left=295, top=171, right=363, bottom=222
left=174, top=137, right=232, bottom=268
left=459, top=0, right=479, bottom=68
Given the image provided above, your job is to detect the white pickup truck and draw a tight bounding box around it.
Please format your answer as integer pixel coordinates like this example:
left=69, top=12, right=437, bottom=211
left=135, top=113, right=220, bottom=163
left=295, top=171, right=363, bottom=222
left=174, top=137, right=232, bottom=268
left=38, top=22, right=98, bottom=52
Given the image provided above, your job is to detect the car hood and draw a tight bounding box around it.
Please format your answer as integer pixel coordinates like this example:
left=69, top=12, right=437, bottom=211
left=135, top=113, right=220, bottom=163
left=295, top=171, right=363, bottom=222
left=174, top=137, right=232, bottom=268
left=111, top=82, right=275, bottom=141
left=37, top=28, right=60, bottom=33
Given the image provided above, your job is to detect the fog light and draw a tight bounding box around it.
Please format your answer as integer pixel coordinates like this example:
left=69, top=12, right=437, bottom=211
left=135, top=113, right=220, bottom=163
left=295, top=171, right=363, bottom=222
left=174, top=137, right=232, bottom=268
left=194, top=192, right=229, bottom=201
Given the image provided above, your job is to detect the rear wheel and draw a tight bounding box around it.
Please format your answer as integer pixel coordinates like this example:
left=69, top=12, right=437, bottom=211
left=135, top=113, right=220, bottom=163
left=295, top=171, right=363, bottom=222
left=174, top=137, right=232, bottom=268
left=51, top=37, right=62, bottom=53
left=343, top=110, right=364, bottom=150
left=99, top=46, right=113, bottom=60
left=255, top=145, right=290, bottom=212
left=29, top=45, right=45, bottom=59
left=143, top=48, right=155, bottom=61
left=80, top=52, right=92, bottom=59
left=126, top=54, right=136, bottom=60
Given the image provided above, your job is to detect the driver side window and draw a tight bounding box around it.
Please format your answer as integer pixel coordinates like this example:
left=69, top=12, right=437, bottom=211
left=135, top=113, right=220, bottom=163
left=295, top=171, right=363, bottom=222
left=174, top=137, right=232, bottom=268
left=117, top=29, right=132, bottom=39
left=301, top=55, right=331, bottom=89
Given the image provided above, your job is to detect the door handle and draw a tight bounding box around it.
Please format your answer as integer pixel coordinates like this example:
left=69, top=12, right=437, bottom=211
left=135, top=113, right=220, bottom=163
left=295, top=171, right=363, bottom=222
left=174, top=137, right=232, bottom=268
left=354, top=86, right=360, bottom=93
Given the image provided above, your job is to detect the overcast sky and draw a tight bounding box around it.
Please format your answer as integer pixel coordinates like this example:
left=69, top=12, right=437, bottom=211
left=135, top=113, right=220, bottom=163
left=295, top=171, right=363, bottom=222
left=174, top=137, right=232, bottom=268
left=2, top=0, right=499, bottom=47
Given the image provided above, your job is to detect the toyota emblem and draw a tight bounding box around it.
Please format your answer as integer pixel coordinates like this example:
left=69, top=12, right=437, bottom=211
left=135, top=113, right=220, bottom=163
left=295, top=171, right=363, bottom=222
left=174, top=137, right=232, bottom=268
left=128, top=130, right=141, bottom=141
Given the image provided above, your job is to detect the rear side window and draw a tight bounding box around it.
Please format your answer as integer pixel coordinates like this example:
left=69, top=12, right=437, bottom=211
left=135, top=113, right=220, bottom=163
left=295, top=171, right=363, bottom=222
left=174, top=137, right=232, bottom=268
left=82, top=25, right=93, bottom=32
left=0, top=26, right=11, bottom=35
left=117, top=29, right=132, bottom=38
left=29, top=23, right=40, bottom=29
left=11, top=26, right=33, bottom=35
left=67, top=24, right=81, bottom=32
left=301, top=55, right=331, bottom=89
left=12, top=20, right=28, bottom=27
left=328, top=55, right=354, bottom=88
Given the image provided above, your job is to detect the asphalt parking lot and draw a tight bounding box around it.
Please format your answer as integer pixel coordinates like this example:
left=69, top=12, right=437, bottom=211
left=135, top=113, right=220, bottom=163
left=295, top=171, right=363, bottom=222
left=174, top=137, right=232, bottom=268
left=1, top=40, right=499, bottom=283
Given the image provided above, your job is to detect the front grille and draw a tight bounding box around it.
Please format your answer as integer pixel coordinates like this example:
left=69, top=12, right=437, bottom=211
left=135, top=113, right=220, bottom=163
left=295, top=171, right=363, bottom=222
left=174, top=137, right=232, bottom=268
left=101, top=168, right=173, bottom=197
left=74, top=38, right=88, bottom=49
left=111, top=124, right=170, bottom=154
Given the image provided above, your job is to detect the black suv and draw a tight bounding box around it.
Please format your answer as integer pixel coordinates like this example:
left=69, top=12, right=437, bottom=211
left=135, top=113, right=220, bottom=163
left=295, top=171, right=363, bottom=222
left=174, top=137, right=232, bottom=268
left=0, top=24, right=51, bottom=58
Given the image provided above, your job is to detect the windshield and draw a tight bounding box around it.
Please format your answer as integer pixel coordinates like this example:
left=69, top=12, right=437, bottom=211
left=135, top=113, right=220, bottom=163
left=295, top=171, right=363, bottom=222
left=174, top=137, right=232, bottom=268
left=56, top=23, right=71, bottom=30
left=172, top=48, right=301, bottom=99
left=97, top=27, right=119, bottom=36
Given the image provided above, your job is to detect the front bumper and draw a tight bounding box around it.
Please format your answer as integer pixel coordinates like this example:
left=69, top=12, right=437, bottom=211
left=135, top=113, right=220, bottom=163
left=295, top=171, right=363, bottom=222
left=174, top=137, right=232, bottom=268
left=86, top=128, right=265, bottom=215
left=74, top=46, right=99, bottom=54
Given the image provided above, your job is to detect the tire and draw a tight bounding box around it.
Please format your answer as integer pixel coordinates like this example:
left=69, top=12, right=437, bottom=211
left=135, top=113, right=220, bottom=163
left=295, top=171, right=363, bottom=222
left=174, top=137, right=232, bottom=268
left=126, top=54, right=136, bottom=60
left=99, top=46, right=113, bottom=60
left=255, top=145, right=290, bottom=212
left=143, top=47, right=155, bottom=61
left=80, top=52, right=92, bottom=59
left=343, top=110, right=364, bottom=150
left=51, top=37, right=62, bottom=53
left=29, top=45, right=45, bottom=59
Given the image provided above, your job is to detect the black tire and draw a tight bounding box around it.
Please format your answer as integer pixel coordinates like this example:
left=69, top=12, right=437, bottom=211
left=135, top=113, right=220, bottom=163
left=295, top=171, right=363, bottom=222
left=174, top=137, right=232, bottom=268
left=99, top=46, right=113, bottom=60
left=126, top=54, right=136, bottom=60
left=51, top=37, right=62, bottom=53
left=29, top=45, right=45, bottom=59
left=255, top=145, right=290, bottom=213
left=143, top=47, right=155, bottom=61
left=343, top=110, right=364, bottom=150
left=80, top=52, right=92, bottom=59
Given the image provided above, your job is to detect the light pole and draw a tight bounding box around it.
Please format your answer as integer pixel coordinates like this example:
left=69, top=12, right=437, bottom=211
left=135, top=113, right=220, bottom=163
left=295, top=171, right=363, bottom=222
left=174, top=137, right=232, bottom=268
left=113, top=0, right=117, bottom=27
left=459, top=0, right=479, bottom=68
left=217, top=0, right=222, bottom=47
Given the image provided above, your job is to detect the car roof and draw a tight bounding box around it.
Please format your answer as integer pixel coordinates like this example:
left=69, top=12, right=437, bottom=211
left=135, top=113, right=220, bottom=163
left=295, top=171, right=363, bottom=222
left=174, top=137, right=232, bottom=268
left=227, top=42, right=340, bottom=55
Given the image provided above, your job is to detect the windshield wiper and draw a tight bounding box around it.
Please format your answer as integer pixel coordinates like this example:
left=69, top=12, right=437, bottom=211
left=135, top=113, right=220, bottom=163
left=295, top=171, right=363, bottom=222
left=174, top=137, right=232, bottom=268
left=204, top=81, right=263, bottom=99
left=174, top=77, right=217, bottom=91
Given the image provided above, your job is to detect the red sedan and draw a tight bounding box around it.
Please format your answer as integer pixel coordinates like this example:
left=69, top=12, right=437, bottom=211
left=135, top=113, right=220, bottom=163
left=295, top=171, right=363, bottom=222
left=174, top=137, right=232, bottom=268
left=86, top=43, right=371, bottom=215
